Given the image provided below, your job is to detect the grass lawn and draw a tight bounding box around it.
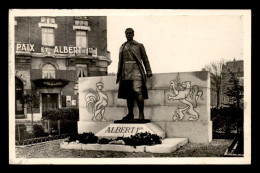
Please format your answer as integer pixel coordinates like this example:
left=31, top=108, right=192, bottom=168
left=15, top=139, right=232, bottom=158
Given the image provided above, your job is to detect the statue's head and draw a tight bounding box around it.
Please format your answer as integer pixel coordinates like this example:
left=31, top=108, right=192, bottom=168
left=125, top=28, right=134, bottom=41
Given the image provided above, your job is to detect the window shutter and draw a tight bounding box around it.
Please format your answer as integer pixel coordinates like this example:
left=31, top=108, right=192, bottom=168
left=76, top=35, right=80, bottom=47
left=61, top=95, right=66, bottom=107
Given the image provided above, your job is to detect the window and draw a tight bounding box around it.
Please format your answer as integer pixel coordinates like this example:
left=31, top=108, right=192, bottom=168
left=73, top=18, right=91, bottom=31
left=75, top=20, right=88, bottom=26
left=76, top=30, right=87, bottom=48
left=42, top=28, right=55, bottom=46
left=76, top=64, right=88, bottom=79
left=41, top=17, right=55, bottom=24
left=39, top=17, right=57, bottom=29
left=39, top=17, right=57, bottom=46
left=42, top=64, right=55, bottom=79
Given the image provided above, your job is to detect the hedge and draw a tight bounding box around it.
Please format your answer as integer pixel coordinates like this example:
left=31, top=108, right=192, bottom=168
left=42, top=108, right=79, bottom=121
left=211, top=105, right=243, bottom=138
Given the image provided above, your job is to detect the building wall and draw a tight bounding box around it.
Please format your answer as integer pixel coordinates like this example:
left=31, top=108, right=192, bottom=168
left=223, top=60, right=243, bottom=75
left=222, top=60, right=244, bottom=87
left=88, top=16, right=107, bottom=57
left=14, top=16, right=111, bottom=121
left=15, top=17, right=30, bottom=43
left=15, top=16, right=108, bottom=55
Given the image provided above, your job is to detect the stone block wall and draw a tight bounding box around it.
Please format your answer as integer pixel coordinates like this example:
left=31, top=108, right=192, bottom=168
left=78, top=71, right=212, bottom=143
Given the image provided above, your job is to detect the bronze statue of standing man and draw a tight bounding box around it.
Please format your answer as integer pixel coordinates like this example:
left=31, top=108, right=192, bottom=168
left=116, top=28, right=152, bottom=120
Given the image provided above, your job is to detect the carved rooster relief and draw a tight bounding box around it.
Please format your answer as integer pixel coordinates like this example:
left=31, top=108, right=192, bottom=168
left=85, top=82, right=108, bottom=121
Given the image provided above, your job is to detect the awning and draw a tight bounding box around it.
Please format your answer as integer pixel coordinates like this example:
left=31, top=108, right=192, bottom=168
left=32, top=79, right=70, bottom=88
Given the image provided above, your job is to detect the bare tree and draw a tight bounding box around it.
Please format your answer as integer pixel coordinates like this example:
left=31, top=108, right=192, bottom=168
left=21, top=90, right=40, bottom=126
left=204, top=60, right=228, bottom=108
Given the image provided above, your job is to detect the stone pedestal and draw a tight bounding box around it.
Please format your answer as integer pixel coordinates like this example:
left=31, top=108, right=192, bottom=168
left=156, top=121, right=212, bottom=143
left=78, top=121, right=111, bottom=134
left=95, top=122, right=166, bottom=139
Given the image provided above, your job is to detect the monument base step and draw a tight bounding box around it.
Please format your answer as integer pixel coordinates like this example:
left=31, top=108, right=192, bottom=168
left=60, top=138, right=188, bottom=153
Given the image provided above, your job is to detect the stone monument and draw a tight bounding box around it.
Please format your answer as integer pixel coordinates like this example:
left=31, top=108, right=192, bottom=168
left=77, top=28, right=212, bottom=143
left=78, top=70, right=212, bottom=143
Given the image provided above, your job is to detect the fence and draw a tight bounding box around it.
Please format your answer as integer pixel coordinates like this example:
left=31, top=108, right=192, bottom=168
left=15, top=120, right=78, bottom=146
left=15, top=133, right=75, bottom=146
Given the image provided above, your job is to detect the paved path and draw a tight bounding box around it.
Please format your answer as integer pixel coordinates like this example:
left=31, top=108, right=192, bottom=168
left=15, top=139, right=232, bottom=158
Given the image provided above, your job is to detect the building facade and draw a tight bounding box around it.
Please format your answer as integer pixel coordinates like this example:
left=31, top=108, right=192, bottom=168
left=14, top=16, right=111, bottom=122
left=210, top=59, right=244, bottom=107
left=222, top=59, right=244, bottom=84
left=221, top=59, right=244, bottom=106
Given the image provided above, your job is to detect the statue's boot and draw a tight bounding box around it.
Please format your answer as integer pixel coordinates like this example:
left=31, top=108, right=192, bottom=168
left=122, top=98, right=134, bottom=120
left=122, top=113, right=134, bottom=120
left=137, top=95, right=145, bottom=120
left=139, top=113, right=144, bottom=120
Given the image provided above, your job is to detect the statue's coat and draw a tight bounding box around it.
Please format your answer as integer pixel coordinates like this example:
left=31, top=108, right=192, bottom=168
left=116, top=40, right=152, bottom=99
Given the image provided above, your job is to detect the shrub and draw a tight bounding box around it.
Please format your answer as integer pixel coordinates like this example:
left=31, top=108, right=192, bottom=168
left=66, top=132, right=162, bottom=147
left=211, top=106, right=243, bottom=138
left=33, top=124, right=46, bottom=137
left=67, top=132, right=98, bottom=144
left=98, top=138, right=112, bottom=144
left=15, top=124, right=35, bottom=141
left=15, top=124, right=26, bottom=141
left=115, top=132, right=162, bottom=148
left=60, top=120, right=78, bottom=134
left=42, top=109, right=60, bottom=121
left=42, top=108, right=79, bottom=134
left=49, top=121, right=58, bottom=135
left=42, top=108, right=79, bottom=121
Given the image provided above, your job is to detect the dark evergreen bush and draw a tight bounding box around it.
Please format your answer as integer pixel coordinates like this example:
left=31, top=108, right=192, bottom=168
left=67, top=132, right=98, bottom=144
left=66, top=132, right=162, bottom=147
left=98, top=138, right=112, bottom=144
left=15, top=124, right=34, bottom=141
left=211, top=106, right=243, bottom=138
left=33, top=124, right=46, bottom=137
left=15, top=124, right=26, bottom=140
left=42, top=108, right=79, bottom=134
left=60, top=120, right=78, bottom=134
left=42, top=108, right=79, bottom=121
left=115, top=132, right=162, bottom=148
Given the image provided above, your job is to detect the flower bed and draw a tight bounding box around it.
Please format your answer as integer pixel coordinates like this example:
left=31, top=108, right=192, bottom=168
left=65, top=132, right=162, bottom=148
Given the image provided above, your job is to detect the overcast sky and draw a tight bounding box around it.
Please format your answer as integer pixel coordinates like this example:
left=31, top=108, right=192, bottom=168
left=107, top=15, right=243, bottom=74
